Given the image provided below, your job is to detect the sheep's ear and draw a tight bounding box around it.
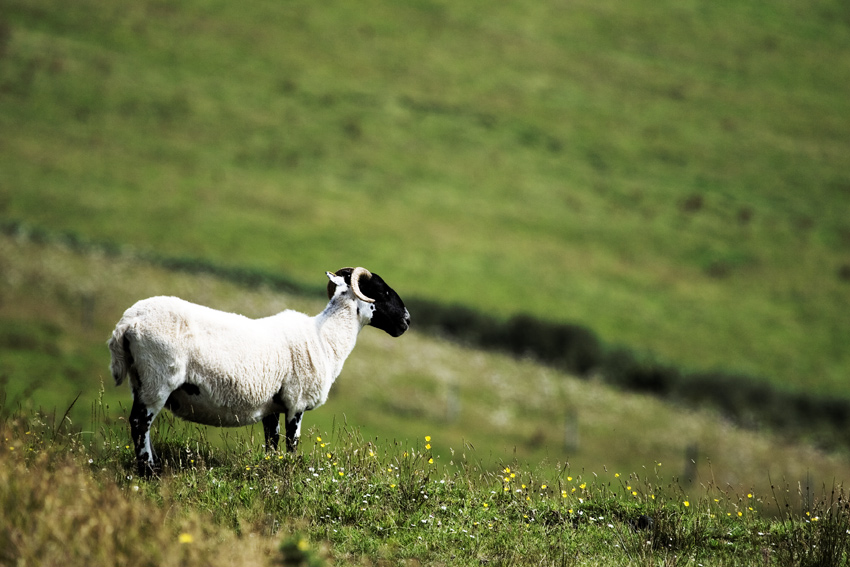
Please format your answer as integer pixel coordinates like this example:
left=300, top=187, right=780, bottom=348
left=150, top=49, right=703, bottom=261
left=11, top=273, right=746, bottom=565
left=326, top=271, right=347, bottom=299
left=326, top=271, right=346, bottom=286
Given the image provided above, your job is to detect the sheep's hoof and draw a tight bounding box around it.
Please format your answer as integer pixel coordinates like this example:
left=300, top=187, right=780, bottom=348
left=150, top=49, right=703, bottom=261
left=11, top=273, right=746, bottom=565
left=136, top=460, right=161, bottom=479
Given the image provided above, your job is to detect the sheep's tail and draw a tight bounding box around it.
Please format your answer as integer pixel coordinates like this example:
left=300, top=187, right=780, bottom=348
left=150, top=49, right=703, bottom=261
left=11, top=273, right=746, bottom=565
left=107, top=322, right=135, bottom=386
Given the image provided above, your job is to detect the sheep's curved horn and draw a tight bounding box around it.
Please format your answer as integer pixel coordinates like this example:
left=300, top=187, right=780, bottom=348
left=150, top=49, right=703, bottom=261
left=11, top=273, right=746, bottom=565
left=350, top=267, right=375, bottom=304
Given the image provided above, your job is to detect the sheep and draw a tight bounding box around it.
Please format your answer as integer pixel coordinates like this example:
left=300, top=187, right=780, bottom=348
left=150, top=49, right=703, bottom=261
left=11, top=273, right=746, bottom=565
left=107, top=267, right=410, bottom=475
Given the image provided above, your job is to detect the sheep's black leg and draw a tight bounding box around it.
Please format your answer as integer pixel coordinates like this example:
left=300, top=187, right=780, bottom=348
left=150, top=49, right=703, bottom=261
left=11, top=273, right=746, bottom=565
left=129, top=395, right=159, bottom=477
left=262, top=413, right=281, bottom=451
left=284, top=411, right=303, bottom=452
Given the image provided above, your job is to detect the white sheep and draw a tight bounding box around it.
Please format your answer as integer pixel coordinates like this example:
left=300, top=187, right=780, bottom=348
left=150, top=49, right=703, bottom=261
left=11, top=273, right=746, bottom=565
left=107, top=267, right=410, bottom=475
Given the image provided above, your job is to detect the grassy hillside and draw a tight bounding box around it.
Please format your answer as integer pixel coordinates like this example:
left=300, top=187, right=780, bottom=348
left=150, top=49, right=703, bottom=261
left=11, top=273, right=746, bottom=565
left=1, top=233, right=848, bottom=499
left=1, top=0, right=849, bottom=398
left=4, top=398, right=850, bottom=566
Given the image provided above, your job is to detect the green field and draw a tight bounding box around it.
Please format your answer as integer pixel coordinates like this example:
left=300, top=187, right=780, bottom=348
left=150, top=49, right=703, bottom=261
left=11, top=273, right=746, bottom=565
left=2, top=1, right=850, bottom=560
left=2, top=233, right=848, bottom=498
left=4, top=396, right=850, bottom=566
left=2, top=226, right=850, bottom=564
left=2, top=0, right=849, bottom=398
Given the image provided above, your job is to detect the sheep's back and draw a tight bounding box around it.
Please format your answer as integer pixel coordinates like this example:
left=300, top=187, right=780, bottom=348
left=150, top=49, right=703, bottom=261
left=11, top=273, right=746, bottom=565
left=123, top=297, right=294, bottom=410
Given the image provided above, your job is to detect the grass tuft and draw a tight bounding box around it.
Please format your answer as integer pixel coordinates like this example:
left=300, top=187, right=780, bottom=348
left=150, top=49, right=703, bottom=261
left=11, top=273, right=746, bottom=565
left=770, top=480, right=850, bottom=567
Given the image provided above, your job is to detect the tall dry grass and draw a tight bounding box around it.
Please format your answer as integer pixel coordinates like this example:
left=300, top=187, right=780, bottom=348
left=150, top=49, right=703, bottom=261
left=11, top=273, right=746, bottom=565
left=0, top=416, right=275, bottom=567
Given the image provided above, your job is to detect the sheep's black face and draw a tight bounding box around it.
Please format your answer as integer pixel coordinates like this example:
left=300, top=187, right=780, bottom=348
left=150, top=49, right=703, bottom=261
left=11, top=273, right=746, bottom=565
left=330, top=268, right=410, bottom=337
left=359, top=272, right=410, bottom=337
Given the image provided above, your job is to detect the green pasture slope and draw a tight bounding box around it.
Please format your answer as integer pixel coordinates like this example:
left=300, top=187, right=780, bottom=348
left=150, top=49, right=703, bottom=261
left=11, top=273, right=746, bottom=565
left=2, top=233, right=850, bottom=502
left=2, top=0, right=850, bottom=401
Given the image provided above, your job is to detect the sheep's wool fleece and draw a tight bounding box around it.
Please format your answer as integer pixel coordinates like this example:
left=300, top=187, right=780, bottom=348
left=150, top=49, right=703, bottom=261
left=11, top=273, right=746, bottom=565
left=114, top=296, right=362, bottom=426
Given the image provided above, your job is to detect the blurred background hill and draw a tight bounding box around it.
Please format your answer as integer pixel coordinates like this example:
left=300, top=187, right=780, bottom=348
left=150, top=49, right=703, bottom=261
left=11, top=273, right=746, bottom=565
left=1, top=0, right=849, bottom=486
